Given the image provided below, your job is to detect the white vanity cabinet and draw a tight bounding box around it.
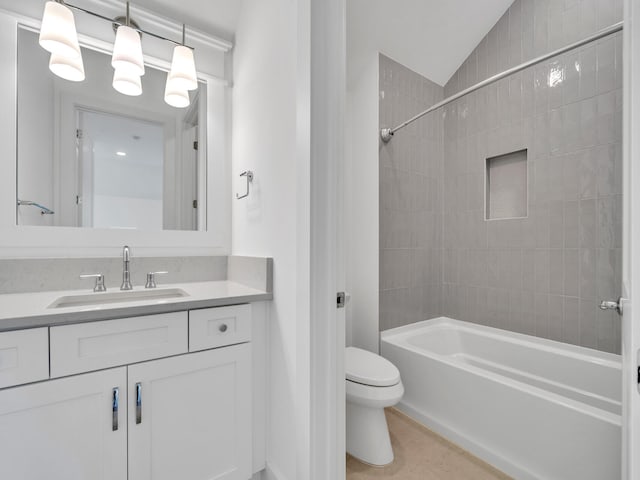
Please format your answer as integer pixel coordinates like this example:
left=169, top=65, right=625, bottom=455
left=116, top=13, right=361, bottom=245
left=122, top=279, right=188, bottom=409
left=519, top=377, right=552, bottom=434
left=0, top=304, right=255, bottom=480
left=128, top=344, right=251, bottom=480
left=0, top=367, right=128, bottom=480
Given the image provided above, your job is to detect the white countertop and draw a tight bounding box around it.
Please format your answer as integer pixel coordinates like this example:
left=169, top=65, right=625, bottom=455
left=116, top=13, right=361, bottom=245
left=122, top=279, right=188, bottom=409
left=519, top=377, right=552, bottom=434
left=0, top=280, right=272, bottom=331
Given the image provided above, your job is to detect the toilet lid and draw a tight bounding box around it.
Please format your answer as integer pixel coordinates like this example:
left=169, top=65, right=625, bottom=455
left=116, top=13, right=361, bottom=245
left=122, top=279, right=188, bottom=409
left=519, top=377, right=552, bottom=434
left=345, top=347, right=400, bottom=387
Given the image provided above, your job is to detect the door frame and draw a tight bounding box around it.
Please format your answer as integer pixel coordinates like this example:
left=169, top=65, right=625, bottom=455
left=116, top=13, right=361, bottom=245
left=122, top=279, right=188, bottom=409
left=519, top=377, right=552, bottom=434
left=306, top=0, right=347, bottom=479
left=623, top=0, right=640, bottom=478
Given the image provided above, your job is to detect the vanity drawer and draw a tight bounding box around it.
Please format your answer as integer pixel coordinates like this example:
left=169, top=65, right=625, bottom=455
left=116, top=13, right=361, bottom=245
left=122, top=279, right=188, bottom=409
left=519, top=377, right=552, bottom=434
left=189, top=304, right=251, bottom=352
left=0, top=328, right=49, bottom=389
left=50, top=312, right=188, bottom=377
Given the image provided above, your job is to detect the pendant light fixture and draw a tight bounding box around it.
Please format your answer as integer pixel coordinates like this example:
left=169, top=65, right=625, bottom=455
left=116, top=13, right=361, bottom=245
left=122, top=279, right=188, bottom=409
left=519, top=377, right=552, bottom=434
left=39, top=0, right=81, bottom=59
left=164, top=25, right=197, bottom=108
left=164, top=81, right=190, bottom=108
left=113, top=68, right=142, bottom=96
left=166, top=25, right=198, bottom=91
left=49, top=51, right=85, bottom=81
left=111, top=17, right=144, bottom=75
left=38, top=1, right=199, bottom=106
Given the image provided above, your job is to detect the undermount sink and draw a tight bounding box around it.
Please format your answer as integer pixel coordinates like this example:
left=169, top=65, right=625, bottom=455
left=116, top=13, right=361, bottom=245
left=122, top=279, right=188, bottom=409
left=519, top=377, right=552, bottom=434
left=47, top=288, right=190, bottom=309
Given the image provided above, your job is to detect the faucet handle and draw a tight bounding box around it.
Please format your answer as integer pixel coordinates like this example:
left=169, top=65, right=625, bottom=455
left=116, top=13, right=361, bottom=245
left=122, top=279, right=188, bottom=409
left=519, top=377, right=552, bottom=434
left=145, top=271, right=168, bottom=289
left=80, top=273, right=107, bottom=292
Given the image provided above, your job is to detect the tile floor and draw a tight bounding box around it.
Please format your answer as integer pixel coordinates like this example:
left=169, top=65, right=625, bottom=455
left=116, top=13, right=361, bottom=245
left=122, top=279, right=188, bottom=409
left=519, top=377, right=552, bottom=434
left=346, top=408, right=512, bottom=480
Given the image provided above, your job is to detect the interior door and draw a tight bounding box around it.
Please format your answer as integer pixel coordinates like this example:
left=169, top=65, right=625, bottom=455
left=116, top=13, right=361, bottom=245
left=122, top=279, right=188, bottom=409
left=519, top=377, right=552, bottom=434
left=77, top=110, right=95, bottom=227
left=623, top=0, right=640, bottom=478
left=127, top=345, right=251, bottom=480
left=0, top=367, right=127, bottom=480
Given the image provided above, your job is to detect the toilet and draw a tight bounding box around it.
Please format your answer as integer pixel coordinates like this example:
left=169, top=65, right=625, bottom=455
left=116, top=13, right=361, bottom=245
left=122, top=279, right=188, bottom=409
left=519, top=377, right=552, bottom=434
left=345, top=346, right=404, bottom=466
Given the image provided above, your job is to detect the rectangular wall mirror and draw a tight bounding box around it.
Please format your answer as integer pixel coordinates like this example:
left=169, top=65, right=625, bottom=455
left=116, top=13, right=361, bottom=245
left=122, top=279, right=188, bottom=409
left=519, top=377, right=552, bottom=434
left=16, top=27, right=207, bottom=232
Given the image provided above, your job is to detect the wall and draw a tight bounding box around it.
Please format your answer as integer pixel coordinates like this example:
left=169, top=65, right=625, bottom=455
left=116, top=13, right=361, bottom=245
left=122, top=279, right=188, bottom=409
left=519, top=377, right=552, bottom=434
left=378, top=54, right=444, bottom=332
left=445, top=0, right=624, bottom=98
left=440, top=0, right=623, bottom=353
left=346, top=1, right=518, bottom=346
left=0, top=256, right=227, bottom=293
left=231, top=0, right=303, bottom=478
left=375, top=0, right=624, bottom=354
left=346, top=0, right=513, bottom=88
left=345, top=53, right=380, bottom=352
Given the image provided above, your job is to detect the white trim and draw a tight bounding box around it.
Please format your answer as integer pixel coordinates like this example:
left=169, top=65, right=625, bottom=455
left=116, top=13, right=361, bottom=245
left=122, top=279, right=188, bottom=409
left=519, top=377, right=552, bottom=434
left=83, top=0, right=233, bottom=52
left=295, top=0, right=312, bottom=476
left=622, top=1, right=640, bottom=478
left=307, top=1, right=346, bottom=479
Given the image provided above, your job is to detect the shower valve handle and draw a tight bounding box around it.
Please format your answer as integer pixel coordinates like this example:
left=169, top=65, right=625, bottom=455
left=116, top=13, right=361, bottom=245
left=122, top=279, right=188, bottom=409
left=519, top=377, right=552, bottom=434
left=599, top=298, right=622, bottom=316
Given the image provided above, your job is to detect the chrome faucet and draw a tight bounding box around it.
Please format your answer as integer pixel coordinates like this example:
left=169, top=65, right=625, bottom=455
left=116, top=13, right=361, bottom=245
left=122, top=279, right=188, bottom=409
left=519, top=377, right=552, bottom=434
left=120, top=245, right=133, bottom=291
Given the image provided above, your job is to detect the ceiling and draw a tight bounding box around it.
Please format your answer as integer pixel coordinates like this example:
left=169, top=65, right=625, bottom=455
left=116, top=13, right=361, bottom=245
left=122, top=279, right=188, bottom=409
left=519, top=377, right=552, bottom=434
left=348, top=0, right=514, bottom=87
left=132, top=0, right=243, bottom=41
left=125, top=1, right=512, bottom=86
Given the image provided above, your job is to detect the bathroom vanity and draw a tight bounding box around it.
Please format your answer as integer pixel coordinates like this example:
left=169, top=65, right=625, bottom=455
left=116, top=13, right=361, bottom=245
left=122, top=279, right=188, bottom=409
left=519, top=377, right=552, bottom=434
left=0, top=1, right=272, bottom=478
left=0, top=273, right=271, bottom=480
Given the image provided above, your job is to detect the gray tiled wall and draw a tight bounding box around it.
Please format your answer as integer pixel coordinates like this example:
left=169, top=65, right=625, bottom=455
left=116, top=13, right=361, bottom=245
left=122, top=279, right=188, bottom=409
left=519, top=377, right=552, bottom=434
left=379, top=0, right=623, bottom=354
left=0, top=255, right=273, bottom=295
left=0, top=256, right=228, bottom=293
left=445, top=0, right=623, bottom=99
left=379, top=54, right=444, bottom=331
left=441, top=0, right=623, bottom=354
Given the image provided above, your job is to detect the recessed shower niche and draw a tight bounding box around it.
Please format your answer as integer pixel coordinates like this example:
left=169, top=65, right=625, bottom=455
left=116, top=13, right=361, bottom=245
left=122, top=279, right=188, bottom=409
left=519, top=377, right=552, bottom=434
left=485, top=149, right=528, bottom=220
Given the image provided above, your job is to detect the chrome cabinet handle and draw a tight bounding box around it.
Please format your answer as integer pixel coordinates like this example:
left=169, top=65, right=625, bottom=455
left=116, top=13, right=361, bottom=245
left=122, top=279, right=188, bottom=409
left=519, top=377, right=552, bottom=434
left=112, top=387, right=119, bottom=431
left=80, top=273, right=107, bottom=292
left=135, top=382, right=142, bottom=424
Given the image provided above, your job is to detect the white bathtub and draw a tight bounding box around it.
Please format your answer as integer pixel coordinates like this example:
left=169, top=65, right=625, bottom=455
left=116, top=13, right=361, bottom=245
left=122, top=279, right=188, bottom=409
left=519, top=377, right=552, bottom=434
left=381, top=317, right=621, bottom=480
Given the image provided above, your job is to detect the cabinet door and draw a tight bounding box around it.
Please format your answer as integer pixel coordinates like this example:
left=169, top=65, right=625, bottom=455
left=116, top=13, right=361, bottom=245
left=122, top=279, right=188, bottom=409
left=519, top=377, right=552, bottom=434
left=0, top=367, right=127, bottom=480
left=128, top=344, right=251, bottom=480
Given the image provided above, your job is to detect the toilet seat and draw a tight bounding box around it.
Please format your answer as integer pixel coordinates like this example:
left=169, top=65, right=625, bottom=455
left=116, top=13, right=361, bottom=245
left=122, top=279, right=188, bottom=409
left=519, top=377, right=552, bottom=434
left=346, top=377, right=404, bottom=408
left=345, top=347, right=400, bottom=387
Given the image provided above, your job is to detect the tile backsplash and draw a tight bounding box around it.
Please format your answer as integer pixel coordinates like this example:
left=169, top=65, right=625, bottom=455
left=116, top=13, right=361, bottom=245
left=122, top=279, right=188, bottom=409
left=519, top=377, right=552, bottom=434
left=0, top=256, right=227, bottom=294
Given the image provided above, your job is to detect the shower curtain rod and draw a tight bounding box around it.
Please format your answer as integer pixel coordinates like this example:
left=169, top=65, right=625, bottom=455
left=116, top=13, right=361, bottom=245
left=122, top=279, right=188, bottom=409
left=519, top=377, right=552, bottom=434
left=380, top=21, right=624, bottom=143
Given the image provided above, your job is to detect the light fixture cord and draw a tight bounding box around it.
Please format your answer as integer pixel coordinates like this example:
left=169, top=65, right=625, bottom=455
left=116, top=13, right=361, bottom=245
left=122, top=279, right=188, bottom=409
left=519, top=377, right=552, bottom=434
left=182, top=24, right=186, bottom=45
left=125, top=1, right=130, bottom=27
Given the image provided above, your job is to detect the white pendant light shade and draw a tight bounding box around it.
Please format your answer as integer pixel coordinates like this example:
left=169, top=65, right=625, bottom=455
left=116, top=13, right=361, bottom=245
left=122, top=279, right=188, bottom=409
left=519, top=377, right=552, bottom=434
left=164, top=80, right=190, bottom=108
left=39, top=1, right=81, bottom=59
left=111, top=25, right=145, bottom=76
left=113, top=68, right=142, bottom=96
left=167, top=45, right=198, bottom=91
left=49, top=52, right=85, bottom=81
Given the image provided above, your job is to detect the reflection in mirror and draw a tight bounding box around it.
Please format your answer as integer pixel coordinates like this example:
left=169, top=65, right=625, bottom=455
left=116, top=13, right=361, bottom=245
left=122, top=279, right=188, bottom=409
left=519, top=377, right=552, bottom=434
left=79, top=110, right=164, bottom=229
left=16, top=27, right=206, bottom=231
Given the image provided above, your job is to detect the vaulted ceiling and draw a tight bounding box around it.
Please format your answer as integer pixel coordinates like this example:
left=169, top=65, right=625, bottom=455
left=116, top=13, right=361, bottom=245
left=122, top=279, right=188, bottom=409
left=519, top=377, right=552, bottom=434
left=132, top=0, right=513, bottom=82
left=348, top=0, right=514, bottom=87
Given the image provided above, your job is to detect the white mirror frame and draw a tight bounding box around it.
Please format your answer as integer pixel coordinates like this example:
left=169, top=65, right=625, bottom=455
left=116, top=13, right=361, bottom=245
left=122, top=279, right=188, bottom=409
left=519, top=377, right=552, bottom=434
left=0, top=2, right=231, bottom=257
